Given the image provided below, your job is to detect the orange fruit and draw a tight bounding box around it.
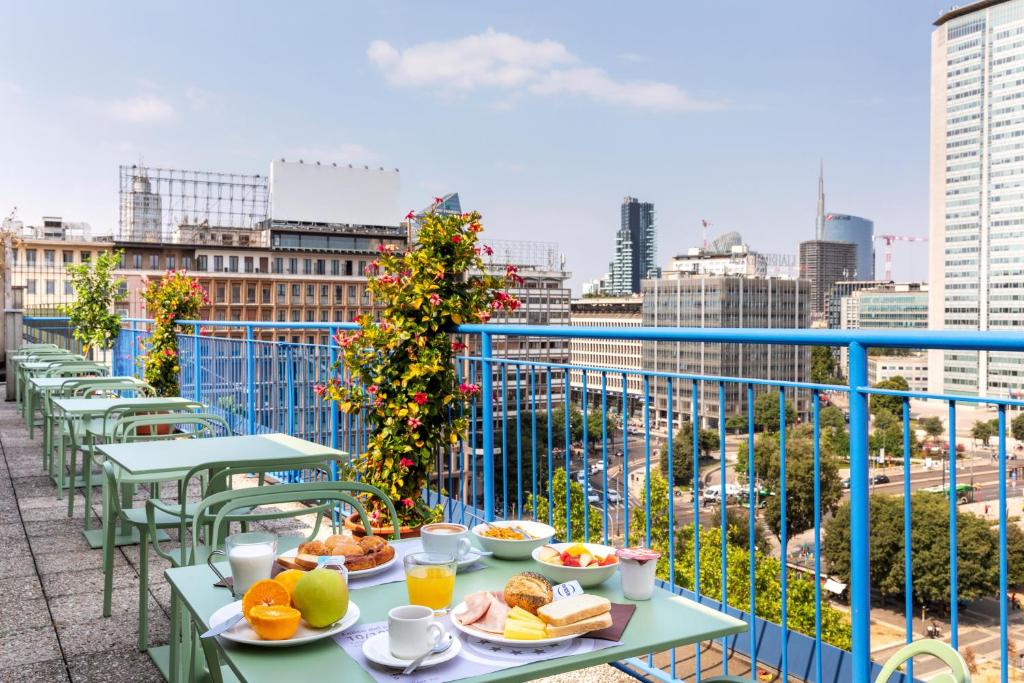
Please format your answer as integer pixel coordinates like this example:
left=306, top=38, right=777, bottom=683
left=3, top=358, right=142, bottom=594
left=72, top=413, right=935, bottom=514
left=247, top=604, right=302, bottom=640
left=242, top=579, right=290, bottom=618
left=273, top=569, right=305, bottom=599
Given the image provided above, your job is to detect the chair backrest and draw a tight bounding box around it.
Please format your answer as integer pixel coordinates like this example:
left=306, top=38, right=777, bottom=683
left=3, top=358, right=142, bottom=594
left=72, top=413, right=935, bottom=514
left=63, top=378, right=155, bottom=398
left=111, top=412, right=230, bottom=443
left=43, top=362, right=109, bottom=377
left=98, top=400, right=205, bottom=436
left=187, top=479, right=402, bottom=565
left=875, top=639, right=970, bottom=683
left=19, top=343, right=59, bottom=350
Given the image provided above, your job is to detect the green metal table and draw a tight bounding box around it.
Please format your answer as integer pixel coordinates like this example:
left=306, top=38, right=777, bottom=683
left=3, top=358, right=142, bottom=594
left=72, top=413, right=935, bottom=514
left=162, top=548, right=748, bottom=683
left=52, top=396, right=201, bottom=543
left=95, top=434, right=346, bottom=548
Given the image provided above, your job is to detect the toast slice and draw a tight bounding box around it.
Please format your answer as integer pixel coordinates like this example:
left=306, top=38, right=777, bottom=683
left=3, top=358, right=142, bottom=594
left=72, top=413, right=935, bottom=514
left=536, top=594, right=611, bottom=626
left=544, top=611, right=613, bottom=638
left=275, top=555, right=305, bottom=571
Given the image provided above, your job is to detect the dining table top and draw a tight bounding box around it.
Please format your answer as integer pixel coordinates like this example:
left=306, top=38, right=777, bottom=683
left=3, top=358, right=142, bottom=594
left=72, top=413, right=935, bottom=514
left=51, top=395, right=198, bottom=416
left=164, top=541, right=748, bottom=683
left=29, top=376, right=140, bottom=389
left=96, top=432, right=347, bottom=476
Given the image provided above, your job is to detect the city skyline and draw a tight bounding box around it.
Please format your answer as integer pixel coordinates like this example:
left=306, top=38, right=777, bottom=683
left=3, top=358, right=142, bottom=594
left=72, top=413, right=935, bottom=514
left=0, top=2, right=950, bottom=292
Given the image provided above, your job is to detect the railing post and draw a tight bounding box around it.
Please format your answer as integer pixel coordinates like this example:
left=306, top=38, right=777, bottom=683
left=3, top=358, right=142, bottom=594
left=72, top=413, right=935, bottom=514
left=130, top=320, right=138, bottom=378
left=481, top=331, right=495, bottom=521
left=285, top=344, right=295, bottom=437
left=848, top=341, right=871, bottom=681
left=328, top=327, right=339, bottom=481
left=192, top=323, right=201, bottom=402
left=246, top=325, right=255, bottom=436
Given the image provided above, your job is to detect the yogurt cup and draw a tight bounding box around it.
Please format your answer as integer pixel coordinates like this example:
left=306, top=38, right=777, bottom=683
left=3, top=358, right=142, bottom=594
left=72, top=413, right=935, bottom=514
left=616, top=547, right=660, bottom=600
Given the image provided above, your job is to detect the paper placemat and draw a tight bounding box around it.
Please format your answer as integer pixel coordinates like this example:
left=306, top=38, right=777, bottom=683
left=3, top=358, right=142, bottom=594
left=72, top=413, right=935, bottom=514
left=334, top=616, right=620, bottom=683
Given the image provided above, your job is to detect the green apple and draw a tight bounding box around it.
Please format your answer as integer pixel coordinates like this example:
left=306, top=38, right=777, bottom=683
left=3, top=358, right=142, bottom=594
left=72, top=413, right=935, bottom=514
left=291, top=568, right=348, bottom=628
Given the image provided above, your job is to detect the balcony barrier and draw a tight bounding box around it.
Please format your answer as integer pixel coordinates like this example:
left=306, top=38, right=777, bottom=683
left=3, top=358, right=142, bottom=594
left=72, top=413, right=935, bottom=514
left=23, top=315, right=1024, bottom=682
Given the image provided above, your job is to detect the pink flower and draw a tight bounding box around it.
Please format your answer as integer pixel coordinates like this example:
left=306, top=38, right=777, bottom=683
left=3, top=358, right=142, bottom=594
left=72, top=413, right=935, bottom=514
left=428, top=293, right=441, bottom=306
left=399, top=457, right=415, bottom=468
left=405, top=210, right=416, bottom=220
left=407, top=417, right=422, bottom=429
left=451, top=235, right=462, bottom=244
left=413, top=392, right=428, bottom=405
left=367, top=385, right=378, bottom=394
left=401, top=498, right=415, bottom=508
left=459, top=383, right=480, bottom=396
left=451, top=341, right=466, bottom=352
left=434, top=196, right=444, bottom=205
left=313, top=383, right=327, bottom=397
left=482, top=245, right=494, bottom=256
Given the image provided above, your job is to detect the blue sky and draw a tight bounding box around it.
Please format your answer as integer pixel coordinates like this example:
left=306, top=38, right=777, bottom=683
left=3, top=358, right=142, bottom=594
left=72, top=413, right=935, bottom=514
left=0, top=1, right=951, bottom=290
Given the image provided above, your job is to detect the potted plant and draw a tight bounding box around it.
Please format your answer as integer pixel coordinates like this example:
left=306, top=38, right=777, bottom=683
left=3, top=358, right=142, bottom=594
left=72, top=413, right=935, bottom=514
left=140, top=271, right=209, bottom=433
left=62, top=249, right=126, bottom=362
left=319, top=201, right=521, bottom=536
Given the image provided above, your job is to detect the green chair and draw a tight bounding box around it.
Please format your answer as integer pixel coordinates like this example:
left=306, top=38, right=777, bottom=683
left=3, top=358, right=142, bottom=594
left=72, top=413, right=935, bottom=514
left=165, top=479, right=399, bottom=683
left=703, top=637, right=970, bottom=683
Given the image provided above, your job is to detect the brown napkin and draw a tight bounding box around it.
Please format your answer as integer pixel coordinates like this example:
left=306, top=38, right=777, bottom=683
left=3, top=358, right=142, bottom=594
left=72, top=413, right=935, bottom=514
left=213, top=562, right=285, bottom=589
left=587, top=602, right=636, bottom=641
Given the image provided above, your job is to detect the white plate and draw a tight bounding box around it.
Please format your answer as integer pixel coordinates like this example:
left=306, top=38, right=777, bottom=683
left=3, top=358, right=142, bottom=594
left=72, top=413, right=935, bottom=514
left=456, top=551, right=488, bottom=571
left=361, top=631, right=461, bottom=669
left=209, top=599, right=360, bottom=647
left=450, top=600, right=579, bottom=646
left=278, top=547, right=397, bottom=579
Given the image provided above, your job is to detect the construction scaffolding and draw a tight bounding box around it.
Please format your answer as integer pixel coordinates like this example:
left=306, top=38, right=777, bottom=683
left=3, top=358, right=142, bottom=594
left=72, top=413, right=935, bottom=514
left=118, top=165, right=269, bottom=243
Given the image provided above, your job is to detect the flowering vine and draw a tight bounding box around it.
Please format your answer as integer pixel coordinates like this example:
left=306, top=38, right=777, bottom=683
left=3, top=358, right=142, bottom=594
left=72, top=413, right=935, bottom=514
left=141, top=271, right=210, bottom=397
left=319, top=202, right=521, bottom=526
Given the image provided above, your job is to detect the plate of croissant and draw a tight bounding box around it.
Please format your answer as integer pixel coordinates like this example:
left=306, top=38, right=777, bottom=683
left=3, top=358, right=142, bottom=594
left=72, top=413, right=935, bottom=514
left=277, top=534, right=397, bottom=578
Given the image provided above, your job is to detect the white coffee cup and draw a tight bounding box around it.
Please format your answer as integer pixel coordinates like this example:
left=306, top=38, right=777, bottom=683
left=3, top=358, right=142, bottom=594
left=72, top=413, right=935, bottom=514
left=388, top=605, right=444, bottom=660
left=420, top=522, right=473, bottom=560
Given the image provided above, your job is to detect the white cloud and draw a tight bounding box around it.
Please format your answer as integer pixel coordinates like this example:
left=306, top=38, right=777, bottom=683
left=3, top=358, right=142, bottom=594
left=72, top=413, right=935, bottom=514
left=183, top=86, right=221, bottom=111
left=81, top=95, right=177, bottom=123
left=367, top=28, right=721, bottom=113
left=284, top=143, right=379, bottom=165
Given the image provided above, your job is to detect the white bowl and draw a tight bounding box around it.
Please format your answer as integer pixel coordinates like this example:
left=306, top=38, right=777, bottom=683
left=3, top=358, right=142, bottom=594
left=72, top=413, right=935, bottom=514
left=531, top=542, right=618, bottom=587
left=470, top=520, right=555, bottom=560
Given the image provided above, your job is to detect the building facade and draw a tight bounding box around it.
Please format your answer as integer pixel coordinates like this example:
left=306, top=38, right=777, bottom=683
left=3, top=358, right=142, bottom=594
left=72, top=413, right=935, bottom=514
left=799, top=240, right=858, bottom=319
left=667, top=245, right=767, bottom=278
left=608, top=197, right=657, bottom=295
left=821, top=214, right=875, bottom=281
left=568, top=296, right=643, bottom=412
left=825, top=280, right=890, bottom=329
left=869, top=355, right=929, bottom=393
left=641, top=276, right=810, bottom=429
left=930, top=0, right=1024, bottom=398
left=841, top=283, right=929, bottom=330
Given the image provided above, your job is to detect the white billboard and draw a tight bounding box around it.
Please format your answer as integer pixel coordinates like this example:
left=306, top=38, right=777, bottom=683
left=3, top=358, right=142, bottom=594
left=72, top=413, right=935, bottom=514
left=269, top=160, right=401, bottom=226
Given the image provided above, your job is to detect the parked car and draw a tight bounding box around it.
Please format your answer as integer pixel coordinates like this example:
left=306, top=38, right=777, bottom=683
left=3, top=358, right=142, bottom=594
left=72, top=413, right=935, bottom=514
left=842, top=478, right=851, bottom=489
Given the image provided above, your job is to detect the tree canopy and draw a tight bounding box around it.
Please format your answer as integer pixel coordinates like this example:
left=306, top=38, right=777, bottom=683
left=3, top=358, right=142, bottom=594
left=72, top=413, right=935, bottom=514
left=918, top=416, right=945, bottom=440
left=869, top=376, right=910, bottom=420
left=61, top=249, right=125, bottom=356
left=811, top=346, right=842, bottom=384
left=824, top=492, right=1008, bottom=606
left=526, top=468, right=603, bottom=543
left=753, top=391, right=797, bottom=432
left=658, top=421, right=719, bottom=488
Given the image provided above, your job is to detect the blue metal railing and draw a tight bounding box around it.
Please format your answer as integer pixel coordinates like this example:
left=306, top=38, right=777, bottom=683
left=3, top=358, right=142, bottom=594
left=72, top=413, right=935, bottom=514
left=23, top=315, right=1024, bottom=682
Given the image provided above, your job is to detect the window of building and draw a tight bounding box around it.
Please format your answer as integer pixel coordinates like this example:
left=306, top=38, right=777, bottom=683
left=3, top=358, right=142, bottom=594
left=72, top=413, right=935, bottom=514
left=11, top=250, right=16, bottom=265
left=334, top=285, right=343, bottom=303
left=289, top=258, right=297, bottom=274
left=45, top=280, right=55, bottom=295
left=348, top=285, right=357, bottom=304
left=277, top=284, right=286, bottom=302
left=26, top=279, right=35, bottom=294
left=133, top=254, right=142, bottom=269
left=81, top=251, right=91, bottom=262
left=167, top=255, right=176, bottom=270
left=149, top=255, right=159, bottom=269
left=247, top=286, right=256, bottom=304
left=306, top=284, right=314, bottom=300
left=244, top=257, right=253, bottom=273
left=358, top=260, right=366, bottom=276
left=303, top=259, right=312, bottom=275
left=320, top=310, right=328, bottom=322
left=196, top=255, right=207, bottom=271
left=291, top=284, right=300, bottom=300
left=316, top=259, right=325, bottom=275
left=331, top=259, right=340, bottom=276
left=230, top=310, right=241, bottom=321
left=215, top=311, right=225, bottom=321
left=214, top=255, right=224, bottom=271
left=273, top=257, right=282, bottom=274
left=25, top=250, right=36, bottom=266
left=277, top=311, right=286, bottom=322
left=307, top=335, right=314, bottom=345
left=333, top=310, right=343, bottom=322
left=231, top=285, right=241, bottom=303
left=62, top=251, right=73, bottom=264
left=64, top=281, right=73, bottom=295
left=182, top=256, right=192, bottom=270
left=229, top=256, right=239, bottom=272
left=320, top=284, right=328, bottom=305
left=291, top=310, right=300, bottom=322
left=261, top=310, right=271, bottom=321
left=262, top=287, right=271, bottom=304
left=44, top=250, right=55, bottom=266
left=345, top=260, right=354, bottom=276
left=306, top=310, right=314, bottom=322
left=215, top=286, right=225, bottom=303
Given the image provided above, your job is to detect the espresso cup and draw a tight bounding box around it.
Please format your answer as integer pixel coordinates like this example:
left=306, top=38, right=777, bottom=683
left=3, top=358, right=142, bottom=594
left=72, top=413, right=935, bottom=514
left=388, top=604, right=444, bottom=660
left=420, top=522, right=472, bottom=560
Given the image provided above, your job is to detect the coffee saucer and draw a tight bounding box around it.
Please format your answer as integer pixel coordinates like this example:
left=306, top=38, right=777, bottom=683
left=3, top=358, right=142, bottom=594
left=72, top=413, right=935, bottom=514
left=456, top=550, right=489, bottom=571
left=361, top=631, right=461, bottom=669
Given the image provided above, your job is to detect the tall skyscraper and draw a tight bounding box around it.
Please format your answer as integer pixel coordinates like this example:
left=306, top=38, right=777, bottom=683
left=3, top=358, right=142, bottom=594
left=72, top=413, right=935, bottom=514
left=608, top=196, right=658, bottom=295
left=120, top=170, right=162, bottom=242
left=799, top=240, right=858, bottom=319
left=814, top=165, right=875, bottom=280
left=930, top=0, right=1024, bottom=398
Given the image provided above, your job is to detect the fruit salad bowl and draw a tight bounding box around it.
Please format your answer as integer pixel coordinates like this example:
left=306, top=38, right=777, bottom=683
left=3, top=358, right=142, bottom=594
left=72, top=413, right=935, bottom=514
left=531, top=542, right=619, bottom=587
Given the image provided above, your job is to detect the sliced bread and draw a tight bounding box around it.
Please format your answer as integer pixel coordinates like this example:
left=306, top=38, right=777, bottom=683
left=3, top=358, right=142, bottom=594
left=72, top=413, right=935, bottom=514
left=536, top=594, right=611, bottom=626
left=544, top=611, right=613, bottom=638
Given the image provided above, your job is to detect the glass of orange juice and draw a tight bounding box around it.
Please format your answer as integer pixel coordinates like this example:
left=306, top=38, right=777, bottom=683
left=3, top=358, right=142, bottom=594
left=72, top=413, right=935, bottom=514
left=404, top=552, right=457, bottom=613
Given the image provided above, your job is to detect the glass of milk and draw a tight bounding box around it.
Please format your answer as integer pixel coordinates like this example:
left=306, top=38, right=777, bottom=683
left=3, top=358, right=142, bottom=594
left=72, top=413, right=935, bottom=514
left=207, top=532, right=277, bottom=597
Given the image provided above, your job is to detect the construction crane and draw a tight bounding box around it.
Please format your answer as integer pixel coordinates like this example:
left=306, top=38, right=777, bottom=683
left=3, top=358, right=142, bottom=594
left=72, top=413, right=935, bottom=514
left=874, top=234, right=927, bottom=281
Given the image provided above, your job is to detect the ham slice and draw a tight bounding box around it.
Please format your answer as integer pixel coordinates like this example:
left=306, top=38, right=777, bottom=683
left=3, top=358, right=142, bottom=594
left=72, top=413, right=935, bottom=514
left=456, top=591, right=510, bottom=634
